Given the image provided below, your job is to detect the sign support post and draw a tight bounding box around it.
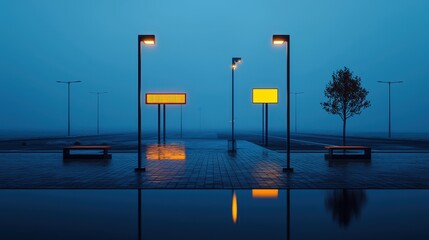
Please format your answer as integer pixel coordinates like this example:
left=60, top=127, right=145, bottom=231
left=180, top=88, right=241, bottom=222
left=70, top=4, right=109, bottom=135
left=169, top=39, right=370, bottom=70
left=252, top=88, right=278, bottom=148
left=145, top=93, right=187, bottom=144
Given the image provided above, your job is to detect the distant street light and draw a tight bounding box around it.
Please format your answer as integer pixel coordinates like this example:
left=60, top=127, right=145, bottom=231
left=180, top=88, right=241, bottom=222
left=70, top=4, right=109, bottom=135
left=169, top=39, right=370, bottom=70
left=89, top=91, right=108, bottom=135
left=292, top=92, right=304, bottom=133
left=136, top=34, right=156, bottom=172
left=273, top=34, right=293, bottom=172
left=56, top=80, right=82, bottom=136
left=230, top=57, right=242, bottom=153
left=377, top=81, right=403, bottom=138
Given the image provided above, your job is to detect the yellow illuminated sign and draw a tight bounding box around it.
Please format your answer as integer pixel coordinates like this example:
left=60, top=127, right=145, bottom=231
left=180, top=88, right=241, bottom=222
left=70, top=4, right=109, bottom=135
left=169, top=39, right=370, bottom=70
left=146, top=93, right=186, bottom=104
left=252, top=189, right=279, bottom=199
left=252, top=88, right=278, bottom=104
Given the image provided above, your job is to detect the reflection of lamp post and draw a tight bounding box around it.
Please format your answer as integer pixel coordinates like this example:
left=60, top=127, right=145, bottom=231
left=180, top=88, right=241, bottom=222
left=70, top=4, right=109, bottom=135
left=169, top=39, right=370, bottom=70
left=89, top=91, right=108, bottom=135
left=229, top=57, right=242, bottom=153
left=136, top=34, right=155, bottom=172
left=273, top=35, right=293, bottom=172
left=377, top=81, right=403, bottom=138
left=286, top=189, right=291, bottom=240
left=232, top=190, right=238, bottom=224
left=292, top=92, right=304, bottom=134
left=56, top=80, right=82, bottom=136
left=137, top=189, right=142, bottom=240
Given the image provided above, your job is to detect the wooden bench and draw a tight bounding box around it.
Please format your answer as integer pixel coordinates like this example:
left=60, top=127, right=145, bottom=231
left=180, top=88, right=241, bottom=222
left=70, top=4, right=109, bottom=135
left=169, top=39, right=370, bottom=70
left=63, top=146, right=112, bottom=160
left=324, top=146, right=371, bottom=160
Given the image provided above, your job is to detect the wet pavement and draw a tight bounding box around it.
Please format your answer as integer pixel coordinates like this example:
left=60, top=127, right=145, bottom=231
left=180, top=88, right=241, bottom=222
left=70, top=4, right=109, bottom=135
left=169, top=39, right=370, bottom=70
left=0, top=139, right=428, bottom=189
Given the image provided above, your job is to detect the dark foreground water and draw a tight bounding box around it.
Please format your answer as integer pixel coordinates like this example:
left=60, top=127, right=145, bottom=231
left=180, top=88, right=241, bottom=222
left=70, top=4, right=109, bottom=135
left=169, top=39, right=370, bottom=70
left=0, top=190, right=428, bottom=240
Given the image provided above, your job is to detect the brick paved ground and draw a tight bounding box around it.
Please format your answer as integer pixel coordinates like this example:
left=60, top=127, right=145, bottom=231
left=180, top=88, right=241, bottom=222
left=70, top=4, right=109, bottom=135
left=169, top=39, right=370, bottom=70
left=0, top=140, right=428, bottom=189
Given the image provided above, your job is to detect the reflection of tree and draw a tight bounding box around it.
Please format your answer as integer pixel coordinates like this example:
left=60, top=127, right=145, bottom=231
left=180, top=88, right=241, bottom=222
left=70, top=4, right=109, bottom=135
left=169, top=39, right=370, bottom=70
left=325, top=189, right=367, bottom=228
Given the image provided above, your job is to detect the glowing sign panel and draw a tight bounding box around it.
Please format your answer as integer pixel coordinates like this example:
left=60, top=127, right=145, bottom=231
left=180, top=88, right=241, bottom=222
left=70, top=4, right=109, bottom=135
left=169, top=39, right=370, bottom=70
left=146, top=93, right=186, bottom=104
left=252, top=88, right=278, bottom=104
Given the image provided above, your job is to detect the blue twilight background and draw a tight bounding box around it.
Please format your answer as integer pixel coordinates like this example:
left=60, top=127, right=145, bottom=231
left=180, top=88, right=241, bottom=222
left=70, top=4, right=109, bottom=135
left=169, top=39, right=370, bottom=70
left=1, top=0, right=428, bottom=136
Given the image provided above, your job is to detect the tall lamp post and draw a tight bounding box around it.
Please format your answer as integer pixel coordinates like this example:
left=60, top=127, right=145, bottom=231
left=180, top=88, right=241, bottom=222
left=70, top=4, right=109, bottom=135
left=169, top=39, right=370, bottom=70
left=56, top=80, right=82, bottom=136
left=273, top=34, right=293, bottom=172
left=377, top=81, right=403, bottom=138
left=89, top=91, right=108, bottom=135
left=136, top=34, right=156, bottom=172
left=292, top=92, right=304, bottom=134
left=230, top=57, right=242, bottom=153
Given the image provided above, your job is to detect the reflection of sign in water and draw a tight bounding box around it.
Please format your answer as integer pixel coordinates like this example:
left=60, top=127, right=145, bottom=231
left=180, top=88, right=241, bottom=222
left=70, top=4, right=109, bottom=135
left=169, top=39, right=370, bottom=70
left=252, top=189, right=279, bottom=199
left=146, top=144, right=186, bottom=160
left=145, top=93, right=186, bottom=104
left=252, top=88, right=278, bottom=104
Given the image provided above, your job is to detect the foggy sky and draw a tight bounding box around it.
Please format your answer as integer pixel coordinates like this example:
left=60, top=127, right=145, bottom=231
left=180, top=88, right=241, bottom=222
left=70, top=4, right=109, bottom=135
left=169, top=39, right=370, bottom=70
left=1, top=0, right=428, bottom=136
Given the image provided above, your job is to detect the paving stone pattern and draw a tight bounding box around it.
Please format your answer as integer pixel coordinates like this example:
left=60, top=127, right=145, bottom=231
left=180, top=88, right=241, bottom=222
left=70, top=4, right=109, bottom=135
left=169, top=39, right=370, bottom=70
left=0, top=140, right=428, bottom=189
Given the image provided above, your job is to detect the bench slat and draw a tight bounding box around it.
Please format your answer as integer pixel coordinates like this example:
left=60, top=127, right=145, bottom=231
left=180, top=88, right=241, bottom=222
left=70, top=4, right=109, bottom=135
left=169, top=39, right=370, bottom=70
left=325, top=146, right=370, bottom=149
left=64, top=146, right=111, bottom=150
left=63, top=145, right=112, bottom=160
left=324, top=145, right=371, bottom=160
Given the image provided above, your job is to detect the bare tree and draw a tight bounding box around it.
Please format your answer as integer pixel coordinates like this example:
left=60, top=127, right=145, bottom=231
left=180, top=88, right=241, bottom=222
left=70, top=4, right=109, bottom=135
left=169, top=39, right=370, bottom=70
left=321, top=67, right=370, bottom=146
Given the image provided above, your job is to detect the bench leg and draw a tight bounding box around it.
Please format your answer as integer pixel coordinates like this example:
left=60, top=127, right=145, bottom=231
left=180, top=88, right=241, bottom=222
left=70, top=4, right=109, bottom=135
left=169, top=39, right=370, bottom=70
left=365, top=149, right=371, bottom=159
left=63, top=149, right=70, bottom=159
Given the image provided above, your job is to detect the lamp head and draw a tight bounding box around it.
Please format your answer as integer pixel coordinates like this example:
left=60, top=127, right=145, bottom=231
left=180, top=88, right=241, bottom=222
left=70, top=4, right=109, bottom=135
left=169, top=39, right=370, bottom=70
left=272, top=35, right=289, bottom=46
left=139, top=35, right=156, bottom=46
left=232, top=57, right=242, bottom=64
left=232, top=57, right=242, bottom=69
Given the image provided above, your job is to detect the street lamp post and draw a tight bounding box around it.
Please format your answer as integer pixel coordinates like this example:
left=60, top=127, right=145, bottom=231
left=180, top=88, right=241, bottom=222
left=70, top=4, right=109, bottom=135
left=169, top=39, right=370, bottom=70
left=56, top=80, right=82, bottom=136
left=292, top=92, right=304, bottom=134
left=136, top=34, right=155, bottom=172
left=230, top=57, right=242, bottom=153
left=273, top=34, right=293, bottom=172
left=377, top=81, right=403, bottom=138
left=89, top=92, right=108, bottom=135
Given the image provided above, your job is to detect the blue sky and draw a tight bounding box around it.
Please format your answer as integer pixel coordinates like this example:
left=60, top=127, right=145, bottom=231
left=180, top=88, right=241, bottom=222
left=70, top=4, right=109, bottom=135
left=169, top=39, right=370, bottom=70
left=1, top=0, right=428, bottom=136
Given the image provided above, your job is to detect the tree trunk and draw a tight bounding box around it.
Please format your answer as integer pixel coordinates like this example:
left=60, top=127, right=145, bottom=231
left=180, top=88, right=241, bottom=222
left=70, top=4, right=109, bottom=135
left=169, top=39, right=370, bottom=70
left=342, top=118, right=346, bottom=146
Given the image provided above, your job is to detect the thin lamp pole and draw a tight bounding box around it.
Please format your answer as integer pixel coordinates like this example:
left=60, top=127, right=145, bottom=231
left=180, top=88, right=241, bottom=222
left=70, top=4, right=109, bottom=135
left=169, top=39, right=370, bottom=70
left=231, top=57, right=241, bottom=152
left=232, top=62, right=235, bottom=148
left=292, top=92, right=304, bottom=134
left=136, top=34, right=155, bottom=172
left=273, top=35, right=293, bottom=172
left=56, top=80, right=82, bottom=136
left=377, top=81, right=403, bottom=138
left=180, top=104, right=183, bottom=138
left=89, top=92, right=107, bottom=135
left=137, top=36, right=143, bottom=171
